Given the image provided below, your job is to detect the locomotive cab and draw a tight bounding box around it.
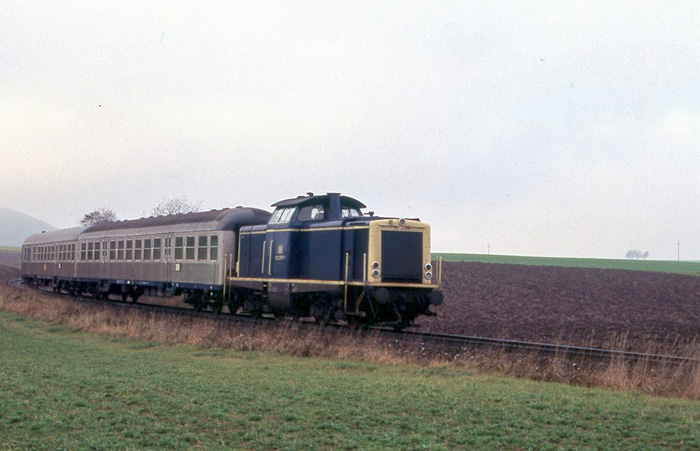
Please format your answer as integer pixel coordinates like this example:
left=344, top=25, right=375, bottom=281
left=232, top=193, right=443, bottom=329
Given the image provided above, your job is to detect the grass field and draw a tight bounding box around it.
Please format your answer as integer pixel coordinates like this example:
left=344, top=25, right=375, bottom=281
left=433, top=253, right=700, bottom=275
left=0, top=246, right=20, bottom=253
left=1, top=311, right=699, bottom=449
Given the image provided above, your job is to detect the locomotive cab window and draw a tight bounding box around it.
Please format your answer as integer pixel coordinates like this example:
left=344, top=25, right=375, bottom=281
left=297, top=205, right=325, bottom=221
left=341, top=207, right=362, bottom=218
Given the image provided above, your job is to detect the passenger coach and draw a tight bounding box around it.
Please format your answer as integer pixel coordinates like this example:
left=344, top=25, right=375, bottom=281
left=21, top=207, right=270, bottom=307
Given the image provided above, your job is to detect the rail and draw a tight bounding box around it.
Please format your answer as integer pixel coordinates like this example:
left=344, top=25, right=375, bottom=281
left=389, top=329, right=700, bottom=365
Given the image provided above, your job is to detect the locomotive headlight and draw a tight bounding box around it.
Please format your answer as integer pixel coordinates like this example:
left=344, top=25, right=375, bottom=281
left=425, top=271, right=433, bottom=280
left=372, top=261, right=380, bottom=270
left=399, top=218, right=406, bottom=226
left=372, top=269, right=380, bottom=278
left=424, top=263, right=432, bottom=272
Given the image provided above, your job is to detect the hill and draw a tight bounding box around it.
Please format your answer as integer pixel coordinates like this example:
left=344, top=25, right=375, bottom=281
left=0, top=207, right=56, bottom=246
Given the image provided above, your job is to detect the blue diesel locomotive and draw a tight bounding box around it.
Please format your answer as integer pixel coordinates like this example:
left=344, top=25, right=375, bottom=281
left=21, top=193, right=442, bottom=329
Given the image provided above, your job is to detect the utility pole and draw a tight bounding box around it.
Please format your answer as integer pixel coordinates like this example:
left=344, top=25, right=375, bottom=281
left=487, top=244, right=490, bottom=256
left=678, top=241, right=680, bottom=262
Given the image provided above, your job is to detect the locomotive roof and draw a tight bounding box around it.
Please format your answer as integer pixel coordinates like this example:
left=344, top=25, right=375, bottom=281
left=80, top=207, right=271, bottom=238
left=272, top=193, right=366, bottom=209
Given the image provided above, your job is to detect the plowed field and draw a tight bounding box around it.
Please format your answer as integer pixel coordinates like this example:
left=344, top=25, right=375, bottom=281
left=417, top=262, right=700, bottom=348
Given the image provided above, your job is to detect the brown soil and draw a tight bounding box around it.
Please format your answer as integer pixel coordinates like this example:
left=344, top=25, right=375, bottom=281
left=0, top=252, right=20, bottom=268
left=0, top=264, right=19, bottom=283
left=417, top=262, right=700, bottom=348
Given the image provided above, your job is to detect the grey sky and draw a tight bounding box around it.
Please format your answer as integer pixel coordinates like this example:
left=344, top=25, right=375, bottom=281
left=2, top=1, right=699, bottom=259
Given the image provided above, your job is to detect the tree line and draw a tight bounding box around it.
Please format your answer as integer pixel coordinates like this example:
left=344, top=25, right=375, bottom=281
left=625, top=250, right=649, bottom=260
left=80, top=197, right=201, bottom=226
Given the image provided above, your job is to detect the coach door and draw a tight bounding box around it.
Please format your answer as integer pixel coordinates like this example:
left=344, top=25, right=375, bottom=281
left=100, top=240, right=108, bottom=279
left=163, top=235, right=173, bottom=283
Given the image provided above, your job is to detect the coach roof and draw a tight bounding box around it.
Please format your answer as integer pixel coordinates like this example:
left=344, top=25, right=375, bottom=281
left=23, top=226, right=88, bottom=246
left=79, top=207, right=271, bottom=239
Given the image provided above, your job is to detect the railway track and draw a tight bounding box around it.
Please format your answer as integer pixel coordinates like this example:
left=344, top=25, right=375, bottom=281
left=7, top=278, right=700, bottom=366
left=393, top=330, right=700, bottom=365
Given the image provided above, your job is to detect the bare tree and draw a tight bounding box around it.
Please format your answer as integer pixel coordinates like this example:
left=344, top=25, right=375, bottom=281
left=625, top=249, right=649, bottom=260
left=81, top=208, right=117, bottom=226
left=151, top=197, right=201, bottom=217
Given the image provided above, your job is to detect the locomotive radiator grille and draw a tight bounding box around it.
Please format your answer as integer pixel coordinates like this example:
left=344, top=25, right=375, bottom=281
left=381, top=230, right=423, bottom=282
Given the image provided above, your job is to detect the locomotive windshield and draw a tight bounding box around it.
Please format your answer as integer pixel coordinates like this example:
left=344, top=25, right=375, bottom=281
left=268, top=207, right=295, bottom=224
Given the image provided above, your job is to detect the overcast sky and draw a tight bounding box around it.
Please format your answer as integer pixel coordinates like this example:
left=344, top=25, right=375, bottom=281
left=2, top=1, right=699, bottom=260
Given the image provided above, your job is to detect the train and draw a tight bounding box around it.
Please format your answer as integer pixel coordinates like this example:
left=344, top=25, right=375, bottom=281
left=21, top=193, right=443, bottom=329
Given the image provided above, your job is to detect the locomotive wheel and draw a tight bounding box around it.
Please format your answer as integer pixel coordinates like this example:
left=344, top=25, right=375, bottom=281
left=249, top=309, right=262, bottom=318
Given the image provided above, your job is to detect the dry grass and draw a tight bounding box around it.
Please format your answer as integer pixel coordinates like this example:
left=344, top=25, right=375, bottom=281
left=1, top=272, right=699, bottom=400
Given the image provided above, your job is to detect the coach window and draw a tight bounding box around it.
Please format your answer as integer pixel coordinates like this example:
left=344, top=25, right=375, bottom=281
left=186, top=236, right=195, bottom=260
left=153, top=238, right=162, bottom=260
left=210, top=235, right=218, bottom=260
left=71, top=244, right=75, bottom=261
left=80, top=243, right=87, bottom=261
left=198, top=236, right=207, bottom=261
left=95, top=242, right=101, bottom=261
left=125, top=240, right=133, bottom=260
left=109, top=241, right=116, bottom=260
left=144, top=239, right=152, bottom=260
left=117, top=241, right=125, bottom=260
left=175, top=237, right=184, bottom=260
left=89, top=242, right=95, bottom=261
left=135, top=239, right=142, bottom=260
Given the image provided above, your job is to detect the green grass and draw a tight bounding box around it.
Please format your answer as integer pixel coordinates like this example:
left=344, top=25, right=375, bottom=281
left=434, top=252, right=700, bottom=275
left=1, top=311, right=699, bottom=449
left=0, top=246, right=20, bottom=253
